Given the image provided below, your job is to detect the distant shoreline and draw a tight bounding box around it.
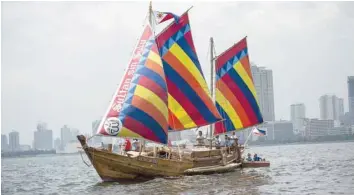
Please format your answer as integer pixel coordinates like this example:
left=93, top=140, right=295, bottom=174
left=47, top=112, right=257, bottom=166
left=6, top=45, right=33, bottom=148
left=249, top=139, right=354, bottom=147
left=1, top=150, right=82, bottom=159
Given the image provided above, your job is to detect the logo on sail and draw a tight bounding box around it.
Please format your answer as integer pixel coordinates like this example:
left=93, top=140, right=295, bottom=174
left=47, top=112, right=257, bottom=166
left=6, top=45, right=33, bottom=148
left=103, top=117, right=122, bottom=136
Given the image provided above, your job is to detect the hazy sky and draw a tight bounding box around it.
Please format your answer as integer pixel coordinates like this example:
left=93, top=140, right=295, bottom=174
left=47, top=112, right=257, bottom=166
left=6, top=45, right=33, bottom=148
left=2, top=1, right=354, bottom=145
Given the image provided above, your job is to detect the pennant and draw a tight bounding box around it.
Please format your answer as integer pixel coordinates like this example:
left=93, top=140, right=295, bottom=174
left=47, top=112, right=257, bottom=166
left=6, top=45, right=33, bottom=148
left=153, top=11, right=180, bottom=24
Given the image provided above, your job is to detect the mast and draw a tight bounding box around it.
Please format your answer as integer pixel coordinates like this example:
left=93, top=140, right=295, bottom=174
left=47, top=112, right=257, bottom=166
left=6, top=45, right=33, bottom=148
left=149, top=1, right=153, bottom=25
left=209, top=37, right=214, bottom=149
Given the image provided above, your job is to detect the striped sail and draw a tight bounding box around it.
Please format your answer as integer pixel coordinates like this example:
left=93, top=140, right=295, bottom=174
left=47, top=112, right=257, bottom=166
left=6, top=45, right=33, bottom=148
left=96, top=24, right=169, bottom=144
left=156, top=12, right=222, bottom=130
left=214, top=37, right=263, bottom=135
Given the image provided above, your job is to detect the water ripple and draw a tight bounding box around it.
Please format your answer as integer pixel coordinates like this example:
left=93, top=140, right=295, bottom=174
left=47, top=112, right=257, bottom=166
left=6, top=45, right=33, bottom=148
left=2, top=142, right=354, bottom=195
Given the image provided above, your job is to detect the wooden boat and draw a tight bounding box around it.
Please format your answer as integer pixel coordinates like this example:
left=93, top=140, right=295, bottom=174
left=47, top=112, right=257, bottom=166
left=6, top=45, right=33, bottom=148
left=241, top=160, right=270, bottom=168
left=78, top=1, right=264, bottom=182
left=78, top=135, right=241, bottom=182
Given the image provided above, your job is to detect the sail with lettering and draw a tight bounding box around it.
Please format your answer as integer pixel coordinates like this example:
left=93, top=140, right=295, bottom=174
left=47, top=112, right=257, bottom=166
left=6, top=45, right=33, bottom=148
left=214, top=37, right=263, bottom=135
left=96, top=23, right=169, bottom=144
left=155, top=11, right=222, bottom=130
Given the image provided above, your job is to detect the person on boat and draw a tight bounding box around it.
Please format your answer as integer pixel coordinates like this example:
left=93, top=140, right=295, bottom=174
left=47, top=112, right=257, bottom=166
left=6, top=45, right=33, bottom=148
left=132, top=139, right=140, bottom=152
left=230, top=133, right=241, bottom=162
left=253, top=153, right=262, bottom=161
left=214, top=135, right=221, bottom=149
left=224, top=135, right=231, bottom=147
left=196, top=130, right=205, bottom=146
left=124, top=138, right=132, bottom=152
left=246, top=153, right=253, bottom=161
left=230, top=132, right=238, bottom=146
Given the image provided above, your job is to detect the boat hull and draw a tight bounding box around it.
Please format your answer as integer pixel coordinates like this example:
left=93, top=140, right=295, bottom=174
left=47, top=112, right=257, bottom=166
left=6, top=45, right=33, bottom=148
left=241, top=161, right=270, bottom=168
left=77, top=135, right=242, bottom=182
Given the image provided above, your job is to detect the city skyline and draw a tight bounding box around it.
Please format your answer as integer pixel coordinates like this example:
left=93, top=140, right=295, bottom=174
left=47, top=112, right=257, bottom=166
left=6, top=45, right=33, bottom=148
left=2, top=1, right=354, bottom=145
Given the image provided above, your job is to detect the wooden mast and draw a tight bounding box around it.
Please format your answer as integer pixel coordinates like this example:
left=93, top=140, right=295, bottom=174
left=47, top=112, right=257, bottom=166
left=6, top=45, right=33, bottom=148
left=149, top=1, right=153, bottom=25
left=138, top=1, right=153, bottom=155
left=209, top=37, right=214, bottom=149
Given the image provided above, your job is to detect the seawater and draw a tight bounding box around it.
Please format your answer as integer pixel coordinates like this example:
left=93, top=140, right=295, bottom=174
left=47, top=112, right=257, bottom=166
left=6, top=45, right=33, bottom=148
left=2, top=142, right=354, bottom=195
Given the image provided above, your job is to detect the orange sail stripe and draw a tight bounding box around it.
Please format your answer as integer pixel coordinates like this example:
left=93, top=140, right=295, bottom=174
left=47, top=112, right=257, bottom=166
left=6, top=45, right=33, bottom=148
left=145, top=58, right=165, bottom=79
left=168, top=109, right=184, bottom=129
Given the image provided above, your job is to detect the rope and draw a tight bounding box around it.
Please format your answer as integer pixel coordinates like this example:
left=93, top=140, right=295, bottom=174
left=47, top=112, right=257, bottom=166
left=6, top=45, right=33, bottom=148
left=79, top=150, right=91, bottom=167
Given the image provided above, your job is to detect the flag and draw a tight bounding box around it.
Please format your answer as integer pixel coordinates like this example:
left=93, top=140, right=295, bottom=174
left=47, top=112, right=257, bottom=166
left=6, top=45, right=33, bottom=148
left=252, top=127, right=267, bottom=136
left=153, top=11, right=180, bottom=24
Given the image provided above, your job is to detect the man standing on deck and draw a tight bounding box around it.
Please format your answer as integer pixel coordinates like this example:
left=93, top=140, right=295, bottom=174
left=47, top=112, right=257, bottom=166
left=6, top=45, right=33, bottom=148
left=196, top=130, right=205, bottom=146
left=230, top=132, right=241, bottom=162
left=214, top=135, right=221, bottom=149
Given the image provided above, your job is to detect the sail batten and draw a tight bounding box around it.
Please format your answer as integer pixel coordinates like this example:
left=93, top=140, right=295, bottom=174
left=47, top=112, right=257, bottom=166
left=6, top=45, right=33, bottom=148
left=156, top=12, right=222, bottom=131
left=214, top=37, right=263, bottom=135
left=96, top=24, right=169, bottom=144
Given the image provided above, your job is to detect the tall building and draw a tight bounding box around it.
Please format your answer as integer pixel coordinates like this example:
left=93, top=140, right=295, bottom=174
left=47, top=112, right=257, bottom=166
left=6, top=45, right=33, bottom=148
left=54, top=138, right=61, bottom=150
left=33, top=123, right=53, bottom=150
left=251, top=64, right=275, bottom=121
left=257, top=120, right=294, bottom=141
left=319, top=94, right=344, bottom=121
left=60, top=125, right=72, bottom=147
left=348, top=76, right=354, bottom=125
left=304, top=118, right=334, bottom=140
left=1, top=134, right=8, bottom=151
left=290, top=103, right=306, bottom=134
left=71, top=128, right=80, bottom=141
left=9, top=131, right=20, bottom=151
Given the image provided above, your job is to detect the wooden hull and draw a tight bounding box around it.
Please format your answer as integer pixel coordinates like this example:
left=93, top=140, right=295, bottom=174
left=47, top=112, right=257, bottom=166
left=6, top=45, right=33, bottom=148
left=241, top=161, right=270, bottom=168
left=77, top=135, right=242, bottom=182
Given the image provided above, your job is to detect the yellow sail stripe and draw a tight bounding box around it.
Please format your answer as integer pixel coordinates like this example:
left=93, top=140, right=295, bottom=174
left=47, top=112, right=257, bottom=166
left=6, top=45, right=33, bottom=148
left=215, top=88, right=243, bottom=129
left=234, top=61, right=260, bottom=106
left=168, top=93, right=196, bottom=128
left=169, top=43, right=211, bottom=97
left=148, top=51, right=163, bottom=67
left=134, top=85, right=168, bottom=121
left=118, top=126, right=143, bottom=138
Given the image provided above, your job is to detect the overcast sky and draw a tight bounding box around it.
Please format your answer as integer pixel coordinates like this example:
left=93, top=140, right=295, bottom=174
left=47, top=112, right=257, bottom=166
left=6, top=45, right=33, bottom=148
left=2, top=1, right=354, bottom=145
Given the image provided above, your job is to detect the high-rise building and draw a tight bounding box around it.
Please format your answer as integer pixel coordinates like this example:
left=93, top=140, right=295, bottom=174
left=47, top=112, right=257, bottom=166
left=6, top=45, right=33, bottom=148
left=251, top=64, right=275, bottom=121
left=304, top=118, right=334, bottom=140
left=290, top=103, right=306, bottom=134
left=1, top=134, right=8, bottom=151
left=33, top=128, right=53, bottom=150
left=33, top=122, right=53, bottom=150
left=54, top=138, right=61, bottom=150
left=348, top=76, right=354, bottom=125
left=70, top=128, right=80, bottom=141
left=60, top=125, right=72, bottom=147
left=9, top=131, right=20, bottom=151
left=319, top=94, right=344, bottom=121
left=257, top=120, right=294, bottom=141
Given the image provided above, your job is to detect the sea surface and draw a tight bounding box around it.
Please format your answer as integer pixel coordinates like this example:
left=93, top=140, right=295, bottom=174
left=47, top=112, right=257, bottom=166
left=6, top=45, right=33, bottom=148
left=2, top=142, right=354, bottom=195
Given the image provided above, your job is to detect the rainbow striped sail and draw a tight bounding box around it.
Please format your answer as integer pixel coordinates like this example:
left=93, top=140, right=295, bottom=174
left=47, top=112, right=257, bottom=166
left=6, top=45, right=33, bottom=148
left=96, top=24, right=169, bottom=144
left=214, top=37, right=263, bottom=135
left=156, top=12, right=222, bottom=130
